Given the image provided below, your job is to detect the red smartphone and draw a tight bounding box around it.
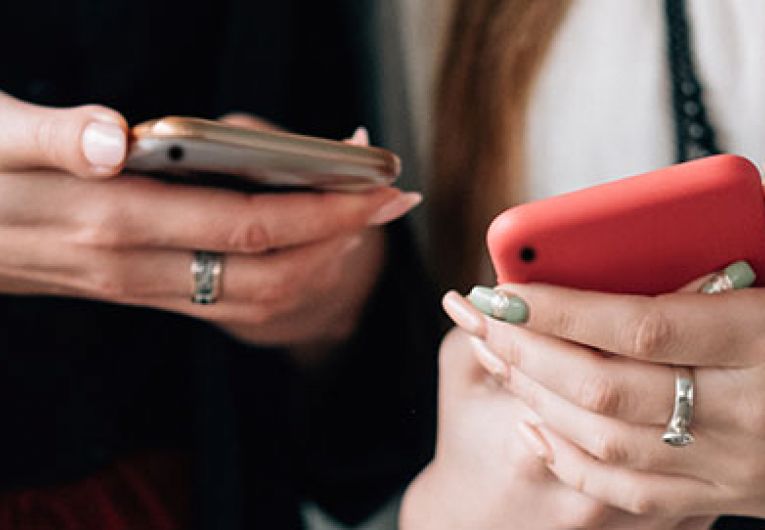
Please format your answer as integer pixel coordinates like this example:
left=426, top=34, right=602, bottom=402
left=487, top=155, right=765, bottom=295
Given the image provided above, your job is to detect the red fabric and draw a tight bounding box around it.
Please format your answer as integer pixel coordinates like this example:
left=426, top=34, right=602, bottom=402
left=0, top=452, right=189, bottom=530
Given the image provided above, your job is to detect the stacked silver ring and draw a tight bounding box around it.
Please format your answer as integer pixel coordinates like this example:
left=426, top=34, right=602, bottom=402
left=191, top=251, right=223, bottom=304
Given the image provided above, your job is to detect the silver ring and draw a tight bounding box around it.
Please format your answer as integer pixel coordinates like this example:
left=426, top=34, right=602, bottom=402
left=662, top=366, right=695, bottom=447
left=191, top=251, right=223, bottom=304
left=662, top=268, right=736, bottom=445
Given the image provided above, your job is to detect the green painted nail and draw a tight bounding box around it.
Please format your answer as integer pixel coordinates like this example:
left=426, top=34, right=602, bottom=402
left=468, top=286, right=529, bottom=323
left=726, top=261, right=756, bottom=289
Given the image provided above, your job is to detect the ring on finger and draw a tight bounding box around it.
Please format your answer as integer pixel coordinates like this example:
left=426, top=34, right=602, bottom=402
left=663, top=264, right=747, bottom=445
left=191, top=251, right=223, bottom=304
left=662, top=366, right=695, bottom=447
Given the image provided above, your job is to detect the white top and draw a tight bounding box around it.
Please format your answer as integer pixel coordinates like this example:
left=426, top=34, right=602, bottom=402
left=397, top=0, right=765, bottom=201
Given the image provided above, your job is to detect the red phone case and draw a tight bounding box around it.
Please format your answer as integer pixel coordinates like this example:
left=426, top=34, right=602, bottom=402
left=487, top=155, right=765, bottom=295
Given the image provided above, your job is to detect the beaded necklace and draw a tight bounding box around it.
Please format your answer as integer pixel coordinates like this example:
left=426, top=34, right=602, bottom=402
left=665, top=0, right=722, bottom=162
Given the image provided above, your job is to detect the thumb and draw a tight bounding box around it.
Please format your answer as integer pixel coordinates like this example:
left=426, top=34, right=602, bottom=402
left=0, top=92, right=128, bottom=178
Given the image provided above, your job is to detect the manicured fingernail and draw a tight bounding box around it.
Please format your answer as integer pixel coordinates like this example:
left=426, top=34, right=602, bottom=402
left=701, top=260, right=756, bottom=293
left=368, top=192, right=422, bottom=225
left=82, top=121, right=126, bottom=168
left=469, top=336, right=508, bottom=379
left=349, top=126, right=370, bottom=146
left=517, top=422, right=553, bottom=463
left=442, top=291, right=487, bottom=337
left=726, top=261, right=756, bottom=289
left=468, top=286, right=528, bottom=323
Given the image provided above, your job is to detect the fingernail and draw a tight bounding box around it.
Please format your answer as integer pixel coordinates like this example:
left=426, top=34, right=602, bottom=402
left=726, top=261, right=756, bottom=289
left=517, top=422, right=553, bottom=463
left=368, top=192, right=422, bottom=225
left=701, top=260, right=756, bottom=293
left=442, top=291, right=487, bottom=337
left=469, top=336, right=508, bottom=379
left=82, top=121, right=126, bottom=168
left=468, top=286, right=528, bottom=323
left=349, top=126, right=370, bottom=146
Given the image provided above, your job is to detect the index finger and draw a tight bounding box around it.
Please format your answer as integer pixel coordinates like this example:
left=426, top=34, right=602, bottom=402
left=69, top=177, right=420, bottom=253
left=469, top=277, right=763, bottom=367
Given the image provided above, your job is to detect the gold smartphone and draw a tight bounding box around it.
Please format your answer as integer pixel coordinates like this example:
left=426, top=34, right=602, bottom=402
left=125, top=116, right=401, bottom=192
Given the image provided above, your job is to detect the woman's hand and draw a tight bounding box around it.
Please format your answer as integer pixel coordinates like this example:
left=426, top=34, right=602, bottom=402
left=400, top=328, right=714, bottom=530
left=0, top=92, right=419, bottom=350
left=443, top=263, right=765, bottom=521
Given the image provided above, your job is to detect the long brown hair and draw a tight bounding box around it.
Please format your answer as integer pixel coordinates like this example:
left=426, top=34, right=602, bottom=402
left=430, top=0, right=570, bottom=291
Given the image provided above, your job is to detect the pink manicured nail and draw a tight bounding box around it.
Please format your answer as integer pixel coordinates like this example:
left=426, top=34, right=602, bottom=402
left=517, top=422, right=553, bottom=463
left=469, top=336, right=508, bottom=379
left=349, top=126, right=370, bottom=146
left=82, top=121, right=126, bottom=168
left=442, top=290, right=487, bottom=338
left=368, top=192, right=422, bottom=225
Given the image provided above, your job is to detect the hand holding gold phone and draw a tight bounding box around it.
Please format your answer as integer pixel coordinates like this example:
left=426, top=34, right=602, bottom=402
left=125, top=116, right=401, bottom=192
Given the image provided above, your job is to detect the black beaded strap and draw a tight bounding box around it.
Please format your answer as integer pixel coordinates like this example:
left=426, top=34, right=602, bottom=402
left=665, top=0, right=722, bottom=162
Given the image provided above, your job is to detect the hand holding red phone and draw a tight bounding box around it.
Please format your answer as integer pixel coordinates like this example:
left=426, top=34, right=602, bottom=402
left=0, top=92, right=420, bottom=354
left=437, top=263, right=765, bottom=524
left=429, top=157, right=765, bottom=524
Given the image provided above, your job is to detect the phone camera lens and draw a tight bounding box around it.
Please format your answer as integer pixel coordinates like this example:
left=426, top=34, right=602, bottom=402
left=168, top=145, right=184, bottom=162
left=519, top=246, right=536, bottom=263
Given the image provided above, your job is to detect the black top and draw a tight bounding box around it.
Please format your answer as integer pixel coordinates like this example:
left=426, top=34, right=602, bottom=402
left=0, top=1, right=441, bottom=528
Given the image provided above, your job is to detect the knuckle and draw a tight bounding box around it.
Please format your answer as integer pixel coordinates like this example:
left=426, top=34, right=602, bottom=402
left=592, top=430, right=630, bottom=465
left=227, top=219, right=270, bottom=253
left=629, top=307, right=675, bottom=359
left=512, top=453, right=547, bottom=482
left=570, top=468, right=588, bottom=494
left=577, top=374, right=622, bottom=416
left=74, top=224, right=122, bottom=250
left=628, top=492, right=660, bottom=516
left=507, top=438, right=548, bottom=482
left=73, top=202, right=127, bottom=249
